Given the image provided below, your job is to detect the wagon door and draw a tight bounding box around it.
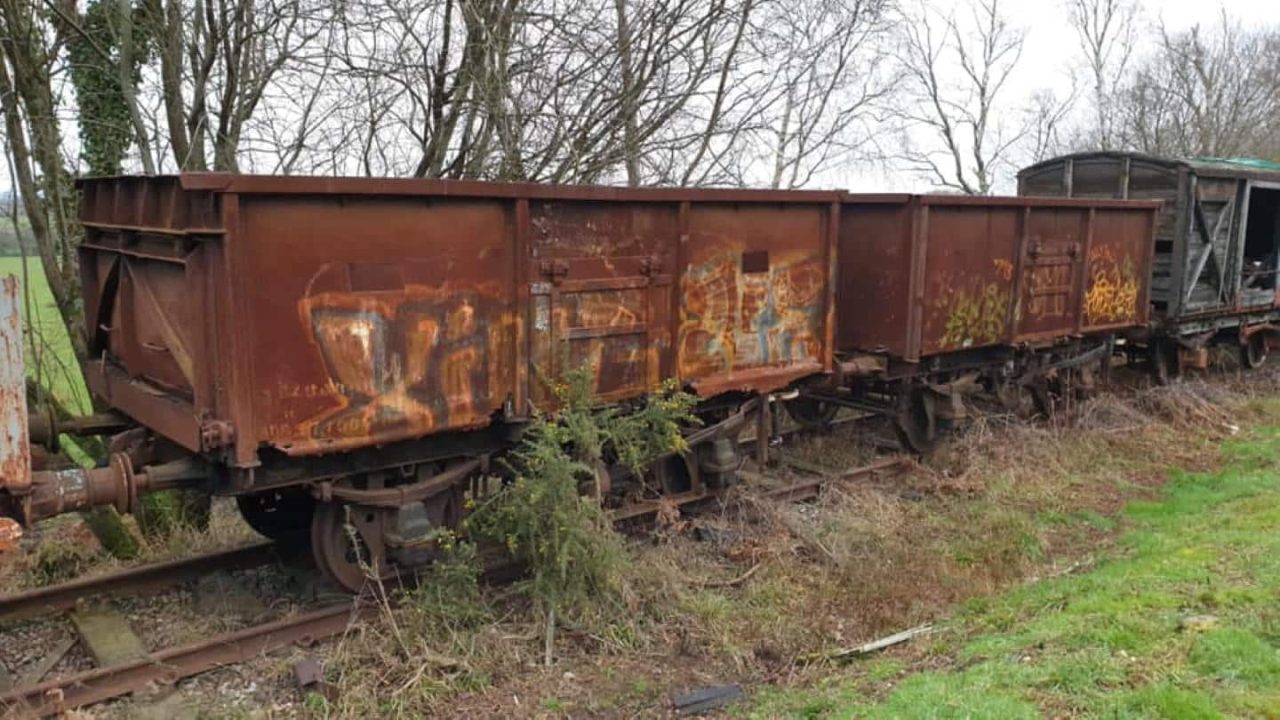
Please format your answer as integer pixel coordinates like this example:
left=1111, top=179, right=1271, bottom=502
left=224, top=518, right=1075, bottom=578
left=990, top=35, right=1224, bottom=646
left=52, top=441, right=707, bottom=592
left=527, top=201, right=676, bottom=405
left=1182, top=176, right=1242, bottom=314
left=1015, top=208, right=1087, bottom=340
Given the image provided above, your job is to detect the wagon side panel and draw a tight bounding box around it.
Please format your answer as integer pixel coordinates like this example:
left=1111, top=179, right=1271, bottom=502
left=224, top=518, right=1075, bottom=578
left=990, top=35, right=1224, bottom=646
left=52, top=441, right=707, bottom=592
left=919, top=204, right=1019, bottom=356
left=679, top=203, right=831, bottom=394
left=238, top=194, right=519, bottom=456
left=1010, top=206, right=1091, bottom=342
left=524, top=200, right=678, bottom=405
left=1082, top=208, right=1156, bottom=332
left=835, top=201, right=914, bottom=359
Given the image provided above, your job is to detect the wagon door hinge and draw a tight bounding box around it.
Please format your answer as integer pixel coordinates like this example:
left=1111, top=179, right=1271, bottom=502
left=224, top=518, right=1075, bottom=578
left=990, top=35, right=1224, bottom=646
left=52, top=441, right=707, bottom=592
left=539, top=259, right=570, bottom=285
left=199, top=419, right=236, bottom=452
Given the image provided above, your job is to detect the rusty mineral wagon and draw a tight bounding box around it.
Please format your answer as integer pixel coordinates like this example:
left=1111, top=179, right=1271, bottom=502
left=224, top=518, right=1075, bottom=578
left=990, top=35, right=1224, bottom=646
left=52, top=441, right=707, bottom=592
left=787, top=194, right=1160, bottom=450
left=1019, top=152, right=1280, bottom=378
left=0, top=174, right=842, bottom=590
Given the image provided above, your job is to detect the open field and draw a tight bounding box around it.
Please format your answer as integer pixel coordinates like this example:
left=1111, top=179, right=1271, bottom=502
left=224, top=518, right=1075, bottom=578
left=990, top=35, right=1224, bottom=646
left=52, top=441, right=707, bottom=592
left=0, top=214, right=33, bottom=256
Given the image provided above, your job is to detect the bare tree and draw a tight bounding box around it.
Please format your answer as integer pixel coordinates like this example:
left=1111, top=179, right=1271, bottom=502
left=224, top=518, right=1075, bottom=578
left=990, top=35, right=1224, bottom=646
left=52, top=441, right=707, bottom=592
left=894, top=0, right=1027, bottom=194
left=0, top=0, right=82, bottom=349
left=1065, top=0, right=1139, bottom=150
left=1115, top=13, right=1280, bottom=159
left=140, top=0, right=327, bottom=171
left=1024, top=88, right=1076, bottom=163
left=753, top=0, right=895, bottom=189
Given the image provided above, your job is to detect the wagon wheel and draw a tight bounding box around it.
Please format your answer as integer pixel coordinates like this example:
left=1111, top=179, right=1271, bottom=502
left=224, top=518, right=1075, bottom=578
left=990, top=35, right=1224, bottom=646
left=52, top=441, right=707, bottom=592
left=784, top=395, right=839, bottom=429
left=892, top=387, right=938, bottom=455
left=423, top=485, right=465, bottom=537
left=236, top=488, right=315, bottom=549
left=996, top=382, right=1039, bottom=419
left=1150, top=339, right=1181, bottom=385
left=1242, top=333, right=1269, bottom=370
left=1073, top=361, right=1102, bottom=401
left=311, top=501, right=386, bottom=593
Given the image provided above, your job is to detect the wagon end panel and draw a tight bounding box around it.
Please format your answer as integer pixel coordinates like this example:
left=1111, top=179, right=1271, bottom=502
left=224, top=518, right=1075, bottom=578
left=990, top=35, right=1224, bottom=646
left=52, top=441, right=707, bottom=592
left=1126, top=161, right=1183, bottom=319
left=835, top=200, right=914, bottom=359
left=1081, top=208, right=1156, bottom=332
left=77, top=176, right=225, bottom=453
left=919, top=204, right=1020, bottom=356
left=239, top=194, right=519, bottom=456
left=525, top=200, right=677, bottom=406
left=678, top=203, right=832, bottom=395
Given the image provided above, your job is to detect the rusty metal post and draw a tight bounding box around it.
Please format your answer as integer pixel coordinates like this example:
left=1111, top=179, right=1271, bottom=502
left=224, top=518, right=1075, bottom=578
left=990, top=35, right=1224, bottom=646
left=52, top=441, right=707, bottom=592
left=0, top=276, right=29, bottom=546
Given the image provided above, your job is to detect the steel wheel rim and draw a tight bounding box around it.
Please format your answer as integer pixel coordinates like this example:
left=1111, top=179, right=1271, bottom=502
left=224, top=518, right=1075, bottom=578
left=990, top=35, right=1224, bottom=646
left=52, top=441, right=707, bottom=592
left=786, top=396, right=838, bottom=428
left=1245, top=335, right=1268, bottom=369
left=311, top=503, right=378, bottom=593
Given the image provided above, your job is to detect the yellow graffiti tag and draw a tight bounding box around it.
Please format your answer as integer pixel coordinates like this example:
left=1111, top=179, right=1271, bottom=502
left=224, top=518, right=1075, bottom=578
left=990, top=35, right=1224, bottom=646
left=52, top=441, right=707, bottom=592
left=940, top=283, right=1009, bottom=349
left=992, top=258, right=1014, bottom=282
left=1085, top=254, right=1139, bottom=325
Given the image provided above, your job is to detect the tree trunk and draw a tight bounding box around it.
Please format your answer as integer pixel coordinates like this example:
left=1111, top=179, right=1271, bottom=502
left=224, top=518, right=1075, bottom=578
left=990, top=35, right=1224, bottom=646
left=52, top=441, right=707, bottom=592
left=615, top=0, right=641, bottom=186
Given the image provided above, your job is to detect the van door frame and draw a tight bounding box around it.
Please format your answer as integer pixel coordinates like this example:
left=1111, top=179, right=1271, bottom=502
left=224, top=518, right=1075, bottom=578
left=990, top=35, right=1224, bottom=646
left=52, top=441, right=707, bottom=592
left=1235, top=179, right=1280, bottom=309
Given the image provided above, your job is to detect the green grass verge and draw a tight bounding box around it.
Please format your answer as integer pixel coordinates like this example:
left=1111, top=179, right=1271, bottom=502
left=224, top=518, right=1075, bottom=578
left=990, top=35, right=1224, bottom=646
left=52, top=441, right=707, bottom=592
left=744, top=415, right=1280, bottom=719
left=0, top=256, right=90, bottom=414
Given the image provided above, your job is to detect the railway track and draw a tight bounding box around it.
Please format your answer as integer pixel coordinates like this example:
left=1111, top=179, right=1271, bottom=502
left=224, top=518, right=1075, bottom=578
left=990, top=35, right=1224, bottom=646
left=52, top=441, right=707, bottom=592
left=0, top=449, right=908, bottom=718
left=0, top=542, right=279, bottom=624
left=0, top=602, right=368, bottom=717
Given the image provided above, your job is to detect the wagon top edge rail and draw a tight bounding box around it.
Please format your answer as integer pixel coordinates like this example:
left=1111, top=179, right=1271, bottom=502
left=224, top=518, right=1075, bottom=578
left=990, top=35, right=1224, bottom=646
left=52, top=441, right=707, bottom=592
left=75, top=172, right=1163, bottom=210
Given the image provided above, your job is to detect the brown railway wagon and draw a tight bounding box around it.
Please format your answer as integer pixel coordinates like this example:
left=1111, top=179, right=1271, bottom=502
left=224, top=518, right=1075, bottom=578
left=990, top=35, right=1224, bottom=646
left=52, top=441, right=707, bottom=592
left=74, top=174, right=842, bottom=472
left=1019, top=153, right=1280, bottom=376
left=783, top=194, right=1161, bottom=452
left=836, top=194, right=1159, bottom=362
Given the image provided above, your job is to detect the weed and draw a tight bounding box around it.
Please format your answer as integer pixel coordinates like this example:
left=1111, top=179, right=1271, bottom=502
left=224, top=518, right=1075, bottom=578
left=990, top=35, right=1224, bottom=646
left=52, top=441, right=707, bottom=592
left=400, top=540, right=492, bottom=641
left=469, top=365, right=695, bottom=665
left=30, top=535, right=101, bottom=585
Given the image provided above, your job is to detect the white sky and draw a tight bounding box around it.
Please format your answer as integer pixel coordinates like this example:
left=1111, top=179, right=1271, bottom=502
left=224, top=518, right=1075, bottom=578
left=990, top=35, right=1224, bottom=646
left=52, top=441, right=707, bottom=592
left=1, top=0, right=1278, bottom=196
left=843, top=0, right=1280, bottom=192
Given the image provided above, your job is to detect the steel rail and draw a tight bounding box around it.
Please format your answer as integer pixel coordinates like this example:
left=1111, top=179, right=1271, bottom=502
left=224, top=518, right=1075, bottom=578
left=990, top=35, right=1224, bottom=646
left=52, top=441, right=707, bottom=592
left=0, top=601, right=370, bottom=718
left=0, top=541, right=278, bottom=625
left=612, top=455, right=910, bottom=521
left=756, top=457, right=911, bottom=503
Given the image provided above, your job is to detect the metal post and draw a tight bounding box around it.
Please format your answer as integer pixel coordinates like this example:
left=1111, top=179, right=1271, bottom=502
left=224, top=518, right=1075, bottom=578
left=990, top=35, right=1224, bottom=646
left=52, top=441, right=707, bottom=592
left=0, top=276, right=29, bottom=547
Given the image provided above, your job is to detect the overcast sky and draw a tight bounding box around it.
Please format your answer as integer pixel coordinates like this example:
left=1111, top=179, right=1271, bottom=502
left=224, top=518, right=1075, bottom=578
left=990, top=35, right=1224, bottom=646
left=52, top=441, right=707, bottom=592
left=842, top=0, right=1280, bottom=192
left=1012, top=0, right=1280, bottom=106
left=1, top=0, right=1277, bottom=196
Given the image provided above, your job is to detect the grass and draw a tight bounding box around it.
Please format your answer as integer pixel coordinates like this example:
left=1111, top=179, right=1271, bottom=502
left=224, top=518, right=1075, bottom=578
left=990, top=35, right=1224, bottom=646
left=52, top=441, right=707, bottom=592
left=0, top=255, right=91, bottom=414
left=317, top=375, right=1275, bottom=718
left=743, top=400, right=1280, bottom=719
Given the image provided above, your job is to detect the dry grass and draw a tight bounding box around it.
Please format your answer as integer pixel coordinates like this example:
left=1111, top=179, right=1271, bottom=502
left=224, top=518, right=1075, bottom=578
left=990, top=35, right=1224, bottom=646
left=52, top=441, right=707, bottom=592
left=6, top=366, right=1279, bottom=718
left=366, top=367, right=1280, bottom=717
left=0, top=498, right=258, bottom=591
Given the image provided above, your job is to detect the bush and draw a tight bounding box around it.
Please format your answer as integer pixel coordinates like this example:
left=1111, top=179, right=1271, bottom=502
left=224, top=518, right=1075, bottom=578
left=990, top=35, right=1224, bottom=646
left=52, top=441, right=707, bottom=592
left=468, top=366, right=696, bottom=664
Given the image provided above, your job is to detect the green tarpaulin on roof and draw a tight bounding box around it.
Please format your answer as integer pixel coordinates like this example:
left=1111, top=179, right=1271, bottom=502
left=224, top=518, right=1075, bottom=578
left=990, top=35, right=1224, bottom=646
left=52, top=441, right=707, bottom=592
left=1193, top=157, right=1280, bottom=172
